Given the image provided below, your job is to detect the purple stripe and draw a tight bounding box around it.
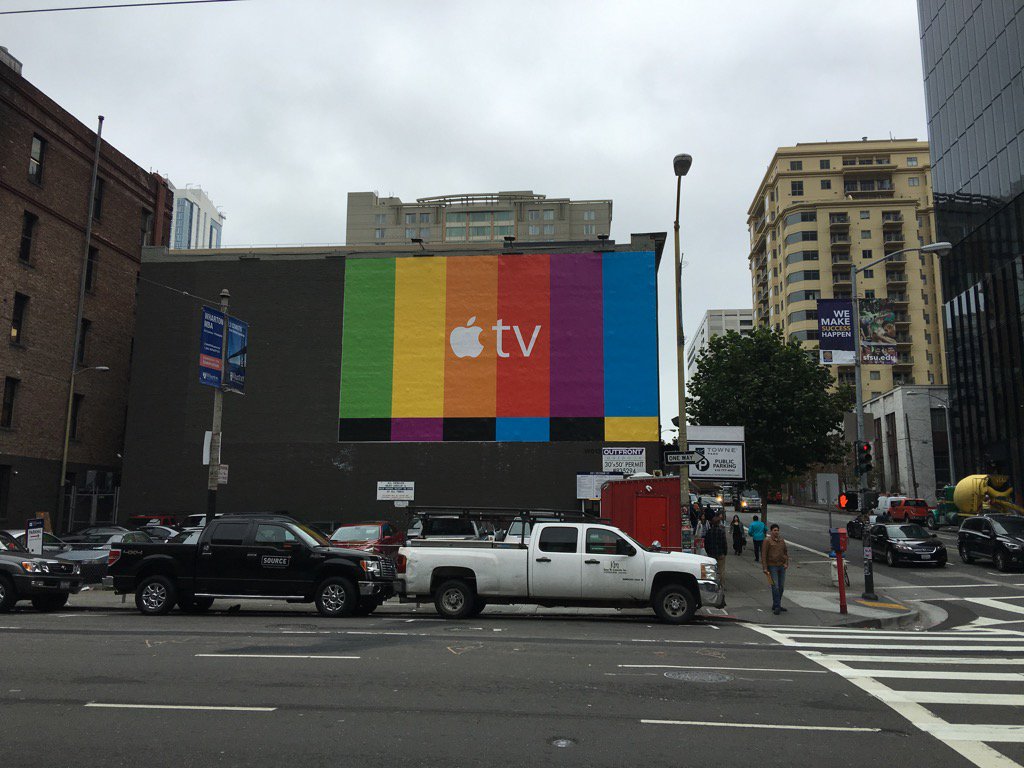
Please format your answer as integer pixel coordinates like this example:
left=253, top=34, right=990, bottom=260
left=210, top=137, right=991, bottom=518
left=391, top=418, right=443, bottom=442
left=550, top=253, right=604, bottom=416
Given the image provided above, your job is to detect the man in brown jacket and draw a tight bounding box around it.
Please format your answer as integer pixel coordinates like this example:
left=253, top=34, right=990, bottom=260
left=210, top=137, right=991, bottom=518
left=762, top=523, right=790, bottom=615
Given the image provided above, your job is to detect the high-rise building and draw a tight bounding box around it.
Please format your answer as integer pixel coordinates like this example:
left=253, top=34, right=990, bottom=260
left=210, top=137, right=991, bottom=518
left=918, top=0, right=1024, bottom=489
left=346, top=191, right=612, bottom=246
left=747, top=139, right=946, bottom=399
left=0, top=49, right=172, bottom=529
left=170, top=184, right=224, bottom=249
left=685, top=309, right=753, bottom=378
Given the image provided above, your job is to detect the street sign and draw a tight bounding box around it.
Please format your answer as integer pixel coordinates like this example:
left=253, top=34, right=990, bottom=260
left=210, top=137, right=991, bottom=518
left=664, top=451, right=710, bottom=470
left=217, top=464, right=229, bottom=485
left=25, top=517, right=43, bottom=555
left=687, top=442, right=746, bottom=481
left=377, top=481, right=415, bottom=501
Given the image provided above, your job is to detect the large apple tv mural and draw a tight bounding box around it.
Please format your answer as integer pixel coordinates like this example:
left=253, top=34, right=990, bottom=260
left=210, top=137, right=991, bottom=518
left=338, top=252, right=658, bottom=442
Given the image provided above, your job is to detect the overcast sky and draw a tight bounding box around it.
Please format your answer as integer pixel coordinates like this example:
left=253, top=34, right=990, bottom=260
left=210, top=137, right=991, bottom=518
left=7, top=0, right=928, bottom=432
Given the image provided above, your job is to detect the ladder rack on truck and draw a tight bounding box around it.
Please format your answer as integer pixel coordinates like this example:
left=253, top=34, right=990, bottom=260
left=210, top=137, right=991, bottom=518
left=404, top=506, right=608, bottom=548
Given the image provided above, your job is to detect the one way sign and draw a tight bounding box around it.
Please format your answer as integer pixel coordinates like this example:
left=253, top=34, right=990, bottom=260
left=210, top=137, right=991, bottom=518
left=664, top=450, right=711, bottom=471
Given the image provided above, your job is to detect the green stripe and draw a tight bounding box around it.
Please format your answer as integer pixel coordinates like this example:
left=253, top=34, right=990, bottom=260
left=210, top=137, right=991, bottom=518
left=340, top=258, right=395, bottom=418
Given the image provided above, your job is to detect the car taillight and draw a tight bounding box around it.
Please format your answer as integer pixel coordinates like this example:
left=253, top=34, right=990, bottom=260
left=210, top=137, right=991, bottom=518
left=395, top=554, right=406, bottom=574
left=108, top=548, right=121, bottom=567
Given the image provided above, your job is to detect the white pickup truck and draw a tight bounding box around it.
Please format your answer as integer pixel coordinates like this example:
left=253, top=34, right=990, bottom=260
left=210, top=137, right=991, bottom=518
left=395, top=521, right=724, bottom=624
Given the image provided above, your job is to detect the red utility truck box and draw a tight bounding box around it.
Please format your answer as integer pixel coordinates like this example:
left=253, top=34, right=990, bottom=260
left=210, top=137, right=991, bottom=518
left=600, top=477, right=683, bottom=551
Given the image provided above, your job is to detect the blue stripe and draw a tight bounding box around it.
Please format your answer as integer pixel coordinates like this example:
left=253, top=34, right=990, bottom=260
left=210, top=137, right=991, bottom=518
left=496, top=417, right=550, bottom=442
left=603, top=252, right=658, bottom=417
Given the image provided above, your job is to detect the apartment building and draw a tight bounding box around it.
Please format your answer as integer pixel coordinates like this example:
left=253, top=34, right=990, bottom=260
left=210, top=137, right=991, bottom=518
left=170, top=184, right=224, bottom=249
left=685, top=308, right=753, bottom=378
left=747, top=139, right=945, bottom=400
left=346, top=190, right=612, bottom=246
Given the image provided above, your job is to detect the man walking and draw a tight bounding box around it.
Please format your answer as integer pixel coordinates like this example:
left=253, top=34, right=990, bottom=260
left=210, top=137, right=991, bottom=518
left=748, top=515, right=767, bottom=563
left=762, top=523, right=789, bottom=615
left=703, top=513, right=728, bottom=579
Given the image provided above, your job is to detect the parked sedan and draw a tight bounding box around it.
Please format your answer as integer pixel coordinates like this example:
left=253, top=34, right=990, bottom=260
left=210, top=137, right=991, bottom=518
left=63, top=526, right=130, bottom=547
left=59, top=531, right=153, bottom=583
left=869, top=523, right=947, bottom=567
left=958, top=515, right=1024, bottom=572
left=137, top=525, right=181, bottom=542
left=329, top=522, right=403, bottom=557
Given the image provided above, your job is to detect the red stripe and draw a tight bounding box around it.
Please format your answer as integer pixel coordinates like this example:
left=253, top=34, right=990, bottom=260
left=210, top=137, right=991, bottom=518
left=496, top=254, right=550, bottom=417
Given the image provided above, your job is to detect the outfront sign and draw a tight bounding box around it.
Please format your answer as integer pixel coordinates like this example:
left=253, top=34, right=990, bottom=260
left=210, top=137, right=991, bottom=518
left=687, top=442, right=745, bottom=481
left=601, top=447, right=646, bottom=474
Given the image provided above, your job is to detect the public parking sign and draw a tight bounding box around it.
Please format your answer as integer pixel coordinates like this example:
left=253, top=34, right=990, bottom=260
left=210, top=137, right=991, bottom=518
left=686, top=442, right=745, bottom=481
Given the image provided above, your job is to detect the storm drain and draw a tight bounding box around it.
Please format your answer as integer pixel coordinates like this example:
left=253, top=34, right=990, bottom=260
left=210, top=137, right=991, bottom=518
left=550, top=738, right=576, bottom=748
left=664, top=670, right=733, bottom=683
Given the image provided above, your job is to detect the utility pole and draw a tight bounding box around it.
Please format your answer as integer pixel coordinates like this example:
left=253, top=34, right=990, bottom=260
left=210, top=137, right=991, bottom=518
left=207, top=289, right=230, bottom=517
left=673, top=154, right=693, bottom=550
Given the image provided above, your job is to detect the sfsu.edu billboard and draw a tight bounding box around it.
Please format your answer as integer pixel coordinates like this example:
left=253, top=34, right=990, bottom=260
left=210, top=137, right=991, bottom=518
left=338, top=252, right=658, bottom=442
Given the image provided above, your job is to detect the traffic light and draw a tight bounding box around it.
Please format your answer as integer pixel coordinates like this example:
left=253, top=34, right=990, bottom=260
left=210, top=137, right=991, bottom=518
left=855, top=441, right=873, bottom=475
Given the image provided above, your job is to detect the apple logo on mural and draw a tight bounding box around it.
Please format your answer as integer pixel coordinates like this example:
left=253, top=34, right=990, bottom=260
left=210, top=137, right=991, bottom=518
left=450, top=317, right=484, bottom=359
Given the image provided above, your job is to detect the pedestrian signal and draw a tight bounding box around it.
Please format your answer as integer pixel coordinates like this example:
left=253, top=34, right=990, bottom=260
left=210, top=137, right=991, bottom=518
left=855, top=441, right=873, bottom=476
left=839, top=492, right=850, bottom=510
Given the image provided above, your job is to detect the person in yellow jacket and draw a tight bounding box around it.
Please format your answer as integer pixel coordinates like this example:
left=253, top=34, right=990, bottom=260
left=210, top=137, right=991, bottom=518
left=762, top=523, right=790, bottom=615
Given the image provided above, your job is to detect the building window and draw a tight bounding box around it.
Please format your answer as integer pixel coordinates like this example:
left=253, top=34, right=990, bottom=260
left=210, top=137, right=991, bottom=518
left=28, top=134, right=45, bottom=184
left=70, top=394, right=84, bottom=440
left=527, top=210, right=540, bottom=221
left=405, top=228, right=416, bottom=239
left=784, top=230, right=817, bottom=245
left=404, top=213, right=416, bottom=225
left=373, top=228, right=385, bottom=240
left=494, top=211, right=512, bottom=222
left=419, top=212, right=430, bottom=224
left=865, top=289, right=876, bottom=298
left=140, top=209, right=154, bottom=248
left=19, top=212, right=38, bottom=263
left=494, top=225, right=513, bottom=237
left=583, top=224, right=596, bottom=236
left=527, top=224, right=540, bottom=236
left=908, top=177, right=921, bottom=187
left=583, top=210, right=596, bottom=221
left=821, top=179, right=832, bottom=190
left=420, top=228, right=430, bottom=239
left=1, top=378, right=18, bottom=428
left=789, top=160, right=803, bottom=171
left=77, top=319, right=90, bottom=365
left=785, top=270, right=820, bottom=285
left=907, top=157, right=919, bottom=167
left=790, top=181, right=804, bottom=196
left=860, top=211, right=870, bottom=219
left=469, top=226, right=490, bottom=239
left=784, top=211, right=817, bottom=226
left=10, top=293, right=28, bottom=345
left=542, top=224, right=555, bottom=236
left=863, top=269, right=874, bottom=278
left=374, top=214, right=386, bottom=226
left=862, top=249, right=872, bottom=259
left=445, top=227, right=466, bottom=241
left=860, top=230, right=871, bottom=239
left=869, top=370, right=881, bottom=380
left=542, top=209, right=555, bottom=221
left=92, top=178, right=105, bottom=220
left=819, top=159, right=831, bottom=170
left=85, top=247, right=98, bottom=292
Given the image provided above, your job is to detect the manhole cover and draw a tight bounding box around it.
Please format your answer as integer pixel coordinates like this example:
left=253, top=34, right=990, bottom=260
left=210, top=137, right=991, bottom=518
left=550, top=738, right=576, bottom=748
left=270, top=624, right=319, bottom=632
left=664, top=670, right=733, bottom=683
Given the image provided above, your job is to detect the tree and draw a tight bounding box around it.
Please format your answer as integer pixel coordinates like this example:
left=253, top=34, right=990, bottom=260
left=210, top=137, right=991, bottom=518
left=687, top=327, right=850, bottom=521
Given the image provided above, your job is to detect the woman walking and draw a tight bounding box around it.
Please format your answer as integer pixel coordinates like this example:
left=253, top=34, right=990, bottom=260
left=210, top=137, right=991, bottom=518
left=730, top=514, right=745, bottom=556
left=694, top=512, right=709, bottom=556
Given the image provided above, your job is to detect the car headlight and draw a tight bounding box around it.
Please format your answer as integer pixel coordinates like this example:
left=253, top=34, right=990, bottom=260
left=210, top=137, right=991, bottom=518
left=21, top=560, right=44, bottom=573
left=701, top=563, right=719, bottom=581
left=360, top=559, right=382, bottom=576
left=1005, top=543, right=1022, bottom=550
left=895, top=543, right=914, bottom=551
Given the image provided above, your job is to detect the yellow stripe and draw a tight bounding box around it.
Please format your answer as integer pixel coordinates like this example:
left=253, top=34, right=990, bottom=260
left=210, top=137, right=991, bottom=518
left=392, top=257, right=447, bottom=417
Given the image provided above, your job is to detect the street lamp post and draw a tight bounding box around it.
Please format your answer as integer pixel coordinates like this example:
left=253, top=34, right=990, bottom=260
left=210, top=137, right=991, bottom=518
left=852, top=241, right=950, bottom=600
left=56, top=365, right=110, bottom=533
left=673, top=153, right=693, bottom=549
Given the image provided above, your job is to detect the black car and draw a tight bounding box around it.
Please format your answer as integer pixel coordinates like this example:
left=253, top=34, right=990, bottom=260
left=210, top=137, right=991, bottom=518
left=869, top=523, right=947, bottom=567
left=63, top=526, right=130, bottom=547
left=0, top=530, right=84, bottom=611
left=958, top=515, right=1024, bottom=572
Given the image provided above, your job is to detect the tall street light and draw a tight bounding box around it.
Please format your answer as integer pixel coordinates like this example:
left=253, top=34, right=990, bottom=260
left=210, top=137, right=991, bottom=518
left=673, top=153, right=693, bottom=548
left=57, top=364, right=110, bottom=533
left=853, top=240, right=950, bottom=599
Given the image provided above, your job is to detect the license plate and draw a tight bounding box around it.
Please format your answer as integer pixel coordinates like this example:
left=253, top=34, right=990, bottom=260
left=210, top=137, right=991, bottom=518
left=60, top=581, right=71, bottom=589
left=920, top=555, right=931, bottom=560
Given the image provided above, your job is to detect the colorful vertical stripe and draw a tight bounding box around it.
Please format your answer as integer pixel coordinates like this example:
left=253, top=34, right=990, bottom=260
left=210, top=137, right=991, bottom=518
left=338, top=251, right=658, bottom=442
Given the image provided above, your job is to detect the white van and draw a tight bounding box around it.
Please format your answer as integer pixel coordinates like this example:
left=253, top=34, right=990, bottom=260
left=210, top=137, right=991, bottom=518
left=874, top=496, right=907, bottom=521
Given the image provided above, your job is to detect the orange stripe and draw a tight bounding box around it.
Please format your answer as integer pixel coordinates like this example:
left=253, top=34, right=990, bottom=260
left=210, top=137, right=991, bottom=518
left=444, top=255, right=498, bottom=417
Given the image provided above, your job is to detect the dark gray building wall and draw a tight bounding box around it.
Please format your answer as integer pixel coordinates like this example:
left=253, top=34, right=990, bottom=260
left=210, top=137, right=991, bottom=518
left=122, top=242, right=663, bottom=525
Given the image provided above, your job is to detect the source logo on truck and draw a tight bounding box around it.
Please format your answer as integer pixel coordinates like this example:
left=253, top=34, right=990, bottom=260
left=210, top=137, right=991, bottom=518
left=261, top=555, right=290, bottom=568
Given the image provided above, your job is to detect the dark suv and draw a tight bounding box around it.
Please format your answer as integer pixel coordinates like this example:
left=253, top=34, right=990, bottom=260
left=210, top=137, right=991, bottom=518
left=958, top=515, right=1024, bottom=572
left=0, top=530, right=84, bottom=611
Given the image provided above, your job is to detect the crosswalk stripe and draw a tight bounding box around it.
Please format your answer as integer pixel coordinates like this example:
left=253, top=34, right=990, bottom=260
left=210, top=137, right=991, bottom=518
left=765, top=642, right=1024, bottom=651
left=814, top=653, right=1024, bottom=666
left=921, top=723, right=1024, bottom=744
left=838, top=669, right=1023, bottom=682
left=966, top=598, right=1024, bottom=616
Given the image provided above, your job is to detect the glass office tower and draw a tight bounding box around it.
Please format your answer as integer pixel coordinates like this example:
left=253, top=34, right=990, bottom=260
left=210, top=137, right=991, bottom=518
left=918, top=1, right=1024, bottom=490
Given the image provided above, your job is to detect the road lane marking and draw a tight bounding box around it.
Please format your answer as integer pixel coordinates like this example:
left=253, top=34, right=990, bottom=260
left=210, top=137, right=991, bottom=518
left=767, top=643, right=1024, bottom=651
left=882, top=584, right=999, bottom=589
left=85, top=703, right=275, bottom=712
left=642, top=719, right=879, bottom=733
left=620, top=664, right=826, bottom=674
left=195, top=654, right=359, bottom=660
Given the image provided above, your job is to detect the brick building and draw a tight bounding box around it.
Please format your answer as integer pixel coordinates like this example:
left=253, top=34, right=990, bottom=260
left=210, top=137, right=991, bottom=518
left=0, top=48, right=172, bottom=530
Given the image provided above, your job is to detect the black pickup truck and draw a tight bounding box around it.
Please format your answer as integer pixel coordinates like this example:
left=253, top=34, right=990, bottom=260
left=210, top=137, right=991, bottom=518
left=106, top=514, right=395, bottom=617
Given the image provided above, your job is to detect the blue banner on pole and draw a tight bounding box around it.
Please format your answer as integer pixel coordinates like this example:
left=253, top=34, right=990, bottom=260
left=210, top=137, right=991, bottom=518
left=199, top=306, right=225, bottom=388
left=226, top=317, right=248, bottom=393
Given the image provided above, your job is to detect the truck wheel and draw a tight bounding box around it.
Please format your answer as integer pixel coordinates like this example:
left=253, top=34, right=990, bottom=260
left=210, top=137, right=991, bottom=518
left=178, top=595, right=214, bottom=613
left=31, top=594, right=69, bottom=612
left=652, top=584, right=697, bottom=624
left=135, top=575, right=177, bottom=615
left=315, top=577, right=356, bottom=617
left=926, top=516, right=937, bottom=530
left=434, top=579, right=475, bottom=620
left=0, top=575, right=17, bottom=612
